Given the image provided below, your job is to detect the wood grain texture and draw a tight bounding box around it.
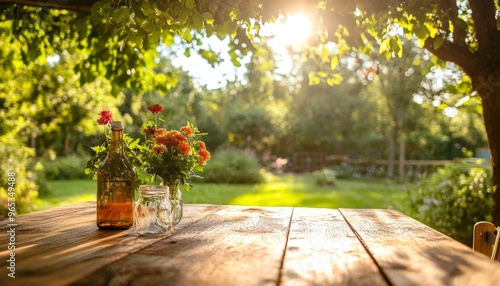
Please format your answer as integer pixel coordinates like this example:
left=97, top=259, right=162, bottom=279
left=281, top=208, right=389, bottom=286
left=0, top=202, right=223, bottom=286
left=473, top=221, right=496, bottom=258
left=3, top=203, right=500, bottom=286
left=339, top=208, right=500, bottom=286
left=492, top=226, right=500, bottom=261
left=71, top=205, right=292, bottom=286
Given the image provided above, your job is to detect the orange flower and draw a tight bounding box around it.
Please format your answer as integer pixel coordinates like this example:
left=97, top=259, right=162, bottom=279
left=197, top=141, right=206, bottom=150
left=181, top=126, right=194, bottom=136
left=178, top=141, right=191, bottom=155
left=165, top=130, right=176, bottom=137
left=155, top=135, right=169, bottom=145
left=152, top=145, right=167, bottom=153
left=169, top=132, right=187, bottom=146
left=198, top=149, right=211, bottom=165
left=175, top=133, right=188, bottom=142
left=155, top=128, right=167, bottom=135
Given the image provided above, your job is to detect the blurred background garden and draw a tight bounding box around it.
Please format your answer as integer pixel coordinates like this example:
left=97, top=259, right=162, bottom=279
left=0, top=5, right=494, bottom=247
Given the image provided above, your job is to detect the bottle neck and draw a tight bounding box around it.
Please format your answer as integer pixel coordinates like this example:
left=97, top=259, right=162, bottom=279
left=109, top=129, right=125, bottom=157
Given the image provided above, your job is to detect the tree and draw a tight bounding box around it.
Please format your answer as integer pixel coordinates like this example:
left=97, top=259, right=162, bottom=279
left=2, top=0, right=499, bottom=222
left=362, top=39, right=426, bottom=179
left=270, top=0, right=500, bottom=223
left=286, top=55, right=378, bottom=158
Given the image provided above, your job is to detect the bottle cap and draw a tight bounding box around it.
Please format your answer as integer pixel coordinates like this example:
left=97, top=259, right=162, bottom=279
left=111, top=121, right=124, bottom=130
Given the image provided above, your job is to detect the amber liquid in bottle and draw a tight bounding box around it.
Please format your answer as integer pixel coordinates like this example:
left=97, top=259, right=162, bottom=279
left=97, top=121, right=135, bottom=229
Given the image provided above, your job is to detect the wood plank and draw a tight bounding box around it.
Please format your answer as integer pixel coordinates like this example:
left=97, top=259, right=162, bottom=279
left=0, top=203, right=223, bottom=286
left=0, top=0, right=97, bottom=12
left=473, top=221, right=496, bottom=258
left=71, top=205, right=293, bottom=286
left=492, top=226, right=500, bottom=261
left=281, top=208, right=388, bottom=286
left=340, top=208, right=500, bottom=286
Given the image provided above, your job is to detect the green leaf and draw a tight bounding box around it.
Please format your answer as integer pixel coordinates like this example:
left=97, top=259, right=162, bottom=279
left=229, top=50, right=241, bottom=67
left=201, top=12, right=214, bottom=25
left=414, top=25, right=429, bottom=40
left=115, top=7, right=130, bottom=25
left=424, top=23, right=437, bottom=38
left=128, top=138, right=141, bottom=149
left=143, top=50, right=156, bottom=68
left=185, top=0, right=195, bottom=9
left=154, top=74, right=168, bottom=90
left=379, top=38, right=390, bottom=54
left=433, top=36, right=445, bottom=50
left=308, top=73, right=320, bottom=85
left=321, top=47, right=330, bottom=63
left=437, top=103, right=448, bottom=110
left=456, top=18, right=468, bottom=31
left=390, top=37, right=402, bottom=58
left=208, top=3, right=218, bottom=12
left=317, top=71, right=327, bottom=78
left=328, top=74, right=343, bottom=86
left=330, top=56, right=339, bottom=70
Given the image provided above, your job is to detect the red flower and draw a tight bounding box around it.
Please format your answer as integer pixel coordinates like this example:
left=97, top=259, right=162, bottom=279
left=143, top=128, right=156, bottom=136
left=97, top=110, right=113, bottom=125
left=363, top=66, right=375, bottom=76
left=147, top=104, right=163, bottom=114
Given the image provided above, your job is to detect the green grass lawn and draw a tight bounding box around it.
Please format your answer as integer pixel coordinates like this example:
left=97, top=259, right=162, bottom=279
left=32, top=174, right=410, bottom=213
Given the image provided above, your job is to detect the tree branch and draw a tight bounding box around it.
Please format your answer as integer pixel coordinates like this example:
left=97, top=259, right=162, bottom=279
left=0, top=0, right=97, bottom=12
left=447, top=0, right=467, bottom=45
left=469, top=0, right=499, bottom=54
left=423, top=37, right=478, bottom=73
left=437, top=0, right=466, bottom=45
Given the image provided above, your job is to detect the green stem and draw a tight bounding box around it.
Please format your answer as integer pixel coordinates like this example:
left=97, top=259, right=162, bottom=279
left=165, top=180, right=180, bottom=199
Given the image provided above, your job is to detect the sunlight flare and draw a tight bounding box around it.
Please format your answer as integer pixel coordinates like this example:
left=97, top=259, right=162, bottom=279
left=274, top=14, right=312, bottom=46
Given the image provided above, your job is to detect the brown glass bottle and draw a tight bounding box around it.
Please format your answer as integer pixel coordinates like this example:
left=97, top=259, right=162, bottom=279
left=97, top=121, right=135, bottom=229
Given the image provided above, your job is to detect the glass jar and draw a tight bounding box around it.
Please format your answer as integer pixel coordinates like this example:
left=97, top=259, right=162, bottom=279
left=97, top=121, right=135, bottom=229
left=134, top=185, right=172, bottom=236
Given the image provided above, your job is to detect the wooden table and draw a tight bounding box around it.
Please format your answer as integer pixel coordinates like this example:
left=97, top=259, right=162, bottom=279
left=1, top=202, right=500, bottom=286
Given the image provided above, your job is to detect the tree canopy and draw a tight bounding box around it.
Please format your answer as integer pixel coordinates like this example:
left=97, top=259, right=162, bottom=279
left=1, top=0, right=500, bottom=222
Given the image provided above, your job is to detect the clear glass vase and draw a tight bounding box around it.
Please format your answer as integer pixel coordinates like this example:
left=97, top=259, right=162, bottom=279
left=134, top=185, right=172, bottom=236
left=165, top=181, right=183, bottom=225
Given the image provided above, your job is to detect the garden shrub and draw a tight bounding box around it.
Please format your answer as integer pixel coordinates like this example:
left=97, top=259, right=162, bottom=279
left=406, top=161, right=493, bottom=246
left=0, top=142, right=39, bottom=216
left=38, top=155, right=88, bottom=180
left=312, top=168, right=337, bottom=186
left=332, top=162, right=361, bottom=179
left=200, top=147, right=264, bottom=184
left=30, top=161, right=50, bottom=196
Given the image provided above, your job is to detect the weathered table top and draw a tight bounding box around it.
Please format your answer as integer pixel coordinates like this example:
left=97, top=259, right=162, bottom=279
left=1, top=202, right=500, bottom=286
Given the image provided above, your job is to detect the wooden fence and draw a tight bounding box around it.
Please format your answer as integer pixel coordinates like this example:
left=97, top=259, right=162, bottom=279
left=290, top=152, right=471, bottom=179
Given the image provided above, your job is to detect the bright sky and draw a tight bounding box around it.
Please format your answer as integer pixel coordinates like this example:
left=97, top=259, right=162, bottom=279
left=169, top=14, right=312, bottom=89
left=168, top=36, right=250, bottom=89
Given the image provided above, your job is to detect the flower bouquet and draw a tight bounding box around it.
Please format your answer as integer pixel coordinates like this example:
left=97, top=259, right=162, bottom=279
left=138, top=104, right=210, bottom=223
left=86, top=104, right=211, bottom=225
